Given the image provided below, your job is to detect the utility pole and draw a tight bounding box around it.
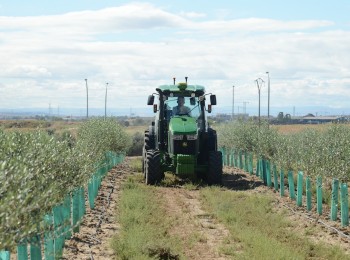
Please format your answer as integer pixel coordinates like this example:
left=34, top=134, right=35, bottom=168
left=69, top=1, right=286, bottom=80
left=266, top=72, right=270, bottom=124
left=85, top=79, right=89, bottom=118
left=255, top=78, right=264, bottom=126
left=105, top=82, right=108, bottom=119
left=243, top=101, right=249, bottom=116
left=232, top=85, right=235, bottom=120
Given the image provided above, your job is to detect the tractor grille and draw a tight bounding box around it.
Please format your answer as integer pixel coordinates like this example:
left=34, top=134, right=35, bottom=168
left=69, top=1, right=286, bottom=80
left=173, top=140, right=196, bottom=155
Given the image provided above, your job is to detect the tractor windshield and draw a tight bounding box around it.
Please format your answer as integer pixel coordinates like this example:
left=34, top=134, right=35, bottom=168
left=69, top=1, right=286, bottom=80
left=165, top=96, right=201, bottom=118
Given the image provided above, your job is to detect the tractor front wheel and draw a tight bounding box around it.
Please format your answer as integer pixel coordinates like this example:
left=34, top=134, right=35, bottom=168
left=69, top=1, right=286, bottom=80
left=206, top=151, right=223, bottom=185
left=145, top=150, right=163, bottom=185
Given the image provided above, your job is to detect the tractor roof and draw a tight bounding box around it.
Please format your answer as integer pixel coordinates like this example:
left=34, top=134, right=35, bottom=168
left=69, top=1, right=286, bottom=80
left=156, top=84, right=205, bottom=96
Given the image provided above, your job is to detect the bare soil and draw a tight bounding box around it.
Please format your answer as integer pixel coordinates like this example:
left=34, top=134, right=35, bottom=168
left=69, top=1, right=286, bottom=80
left=160, top=187, right=231, bottom=259
left=62, top=159, right=350, bottom=259
left=63, top=163, right=128, bottom=260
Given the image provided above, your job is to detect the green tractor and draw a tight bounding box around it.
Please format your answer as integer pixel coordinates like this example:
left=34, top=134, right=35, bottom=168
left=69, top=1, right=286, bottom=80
left=143, top=78, right=222, bottom=185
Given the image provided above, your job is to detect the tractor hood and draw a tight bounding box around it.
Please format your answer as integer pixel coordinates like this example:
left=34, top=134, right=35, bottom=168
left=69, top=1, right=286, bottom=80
left=169, top=116, right=197, bottom=135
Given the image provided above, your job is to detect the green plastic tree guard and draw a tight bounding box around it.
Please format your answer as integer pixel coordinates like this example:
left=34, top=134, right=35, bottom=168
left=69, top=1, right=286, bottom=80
left=17, top=241, right=28, bottom=260
left=53, top=205, right=65, bottom=258
left=238, top=151, right=243, bottom=169
left=232, top=152, right=235, bottom=167
left=260, top=159, right=264, bottom=180
left=330, top=179, right=339, bottom=221
left=306, top=176, right=312, bottom=211
left=79, top=187, right=86, bottom=217
left=227, top=151, right=230, bottom=166
left=234, top=150, right=238, bottom=167
left=63, top=195, right=72, bottom=239
left=262, top=160, right=267, bottom=185
left=316, top=176, right=323, bottom=215
left=249, top=153, right=253, bottom=174
left=0, top=251, right=10, bottom=260
left=88, top=177, right=95, bottom=209
left=297, top=171, right=303, bottom=207
left=72, top=189, right=80, bottom=233
left=43, top=214, right=54, bottom=260
left=266, top=161, right=272, bottom=187
left=222, top=148, right=226, bottom=166
left=273, top=165, right=278, bottom=191
left=280, top=169, right=285, bottom=197
left=244, top=152, right=248, bottom=172
left=255, top=157, right=260, bottom=177
left=288, top=170, right=296, bottom=200
left=30, top=235, right=42, bottom=260
left=340, top=183, right=349, bottom=227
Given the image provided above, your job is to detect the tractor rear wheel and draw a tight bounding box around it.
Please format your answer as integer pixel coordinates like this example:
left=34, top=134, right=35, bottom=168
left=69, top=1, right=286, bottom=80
left=143, top=130, right=155, bottom=178
left=206, top=151, right=223, bottom=185
left=144, top=130, right=155, bottom=150
left=145, top=150, right=163, bottom=185
left=142, top=146, right=147, bottom=178
left=207, top=128, right=217, bottom=151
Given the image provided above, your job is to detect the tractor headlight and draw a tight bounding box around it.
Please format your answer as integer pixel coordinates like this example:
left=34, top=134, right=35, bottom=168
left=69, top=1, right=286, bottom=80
left=173, top=135, right=184, bottom=140
left=186, top=134, right=197, bottom=140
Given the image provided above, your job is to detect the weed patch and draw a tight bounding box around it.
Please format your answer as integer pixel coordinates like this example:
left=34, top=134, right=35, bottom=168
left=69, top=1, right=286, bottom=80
left=111, top=177, right=182, bottom=259
left=200, top=187, right=348, bottom=259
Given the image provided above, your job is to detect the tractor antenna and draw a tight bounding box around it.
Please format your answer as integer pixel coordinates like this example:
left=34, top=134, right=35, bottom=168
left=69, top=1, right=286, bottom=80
left=173, top=77, right=176, bottom=85
left=185, top=77, right=188, bottom=84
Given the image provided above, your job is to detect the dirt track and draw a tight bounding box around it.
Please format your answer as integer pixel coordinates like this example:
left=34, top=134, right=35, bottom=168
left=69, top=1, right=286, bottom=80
left=63, top=158, right=350, bottom=259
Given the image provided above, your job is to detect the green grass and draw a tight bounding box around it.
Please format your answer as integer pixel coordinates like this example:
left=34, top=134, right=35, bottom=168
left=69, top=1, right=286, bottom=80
left=128, top=157, right=143, bottom=173
left=200, top=187, right=349, bottom=260
left=111, top=177, right=182, bottom=259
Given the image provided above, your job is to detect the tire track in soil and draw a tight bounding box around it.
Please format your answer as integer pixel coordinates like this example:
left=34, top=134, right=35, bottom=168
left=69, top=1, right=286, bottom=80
left=160, top=187, right=231, bottom=260
left=62, top=160, right=129, bottom=260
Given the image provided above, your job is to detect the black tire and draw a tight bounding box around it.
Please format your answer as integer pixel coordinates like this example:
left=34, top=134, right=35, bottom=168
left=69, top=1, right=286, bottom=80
left=142, top=146, right=147, bottom=178
left=206, top=151, right=222, bottom=185
left=208, top=128, right=217, bottom=151
left=144, top=130, right=155, bottom=150
left=143, top=130, right=155, bottom=179
left=145, top=150, right=162, bottom=185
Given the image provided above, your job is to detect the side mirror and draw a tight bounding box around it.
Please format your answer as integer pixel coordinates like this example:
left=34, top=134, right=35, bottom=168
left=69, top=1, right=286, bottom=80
left=147, top=95, right=154, bottom=105
left=153, top=104, right=157, bottom=113
left=190, top=97, right=196, bottom=105
left=208, top=104, right=212, bottom=113
left=210, top=95, right=217, bottom=105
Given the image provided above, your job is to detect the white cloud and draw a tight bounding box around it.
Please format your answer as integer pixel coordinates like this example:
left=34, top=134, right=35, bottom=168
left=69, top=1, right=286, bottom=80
left=179, top=11, right=206, bottom=19
left=187, top=18, right=334, bottom=34
left=0, top=3, right=187, bottom=35
left=4, top=65, right=52, bottom=78
left=0, top=3, right=349, bottom=115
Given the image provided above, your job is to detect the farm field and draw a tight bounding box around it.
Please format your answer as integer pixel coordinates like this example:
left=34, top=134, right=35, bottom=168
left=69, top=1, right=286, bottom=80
left=271, top=123, right=344, bottom=134
left=62, top=157, right=350, bottom=259
left=0, top=119, right=146, bottom=135
left=2, top=119, right=350, bottom=259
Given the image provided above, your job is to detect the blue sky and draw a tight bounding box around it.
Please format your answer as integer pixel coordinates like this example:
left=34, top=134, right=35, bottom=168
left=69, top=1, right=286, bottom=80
left=0, top=1, right=350, bottom=116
